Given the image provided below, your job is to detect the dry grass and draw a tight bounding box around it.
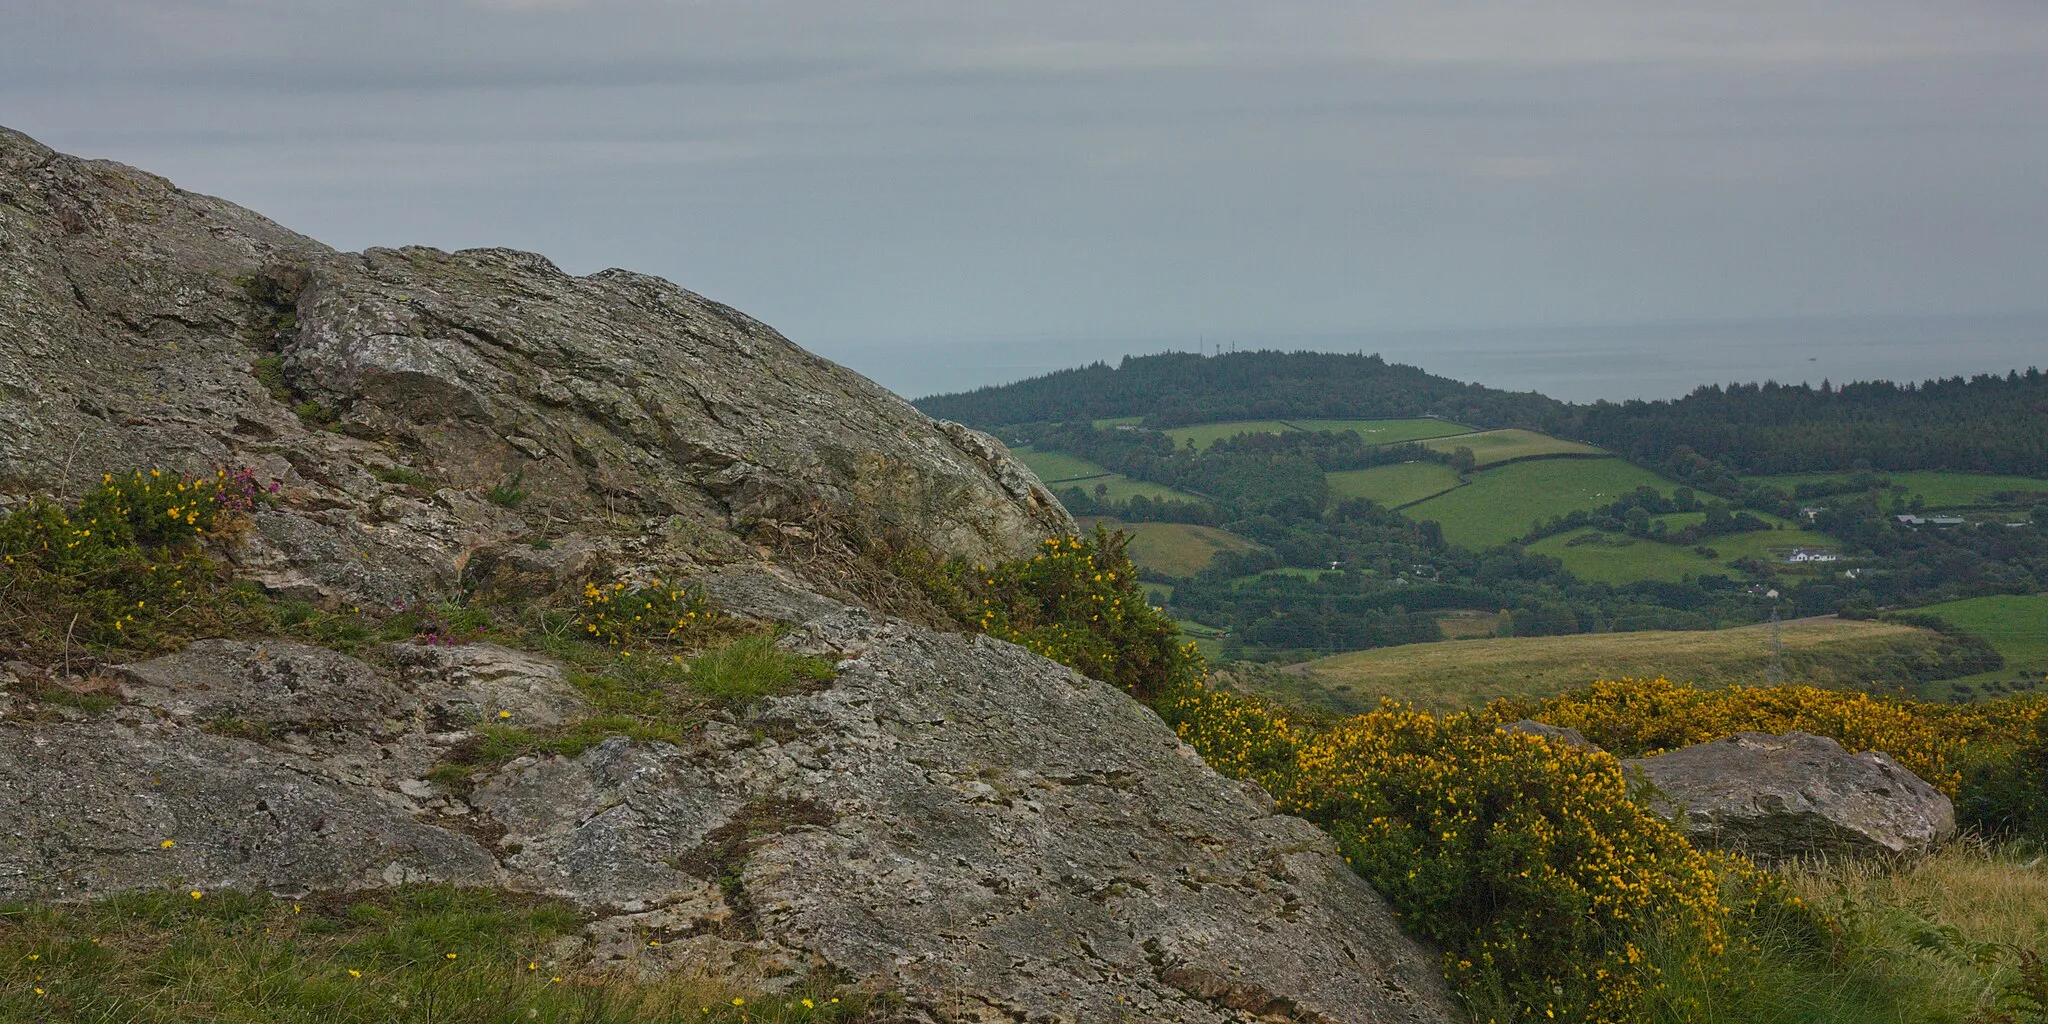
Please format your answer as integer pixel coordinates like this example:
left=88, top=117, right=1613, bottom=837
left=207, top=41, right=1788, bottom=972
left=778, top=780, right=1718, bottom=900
left=1285, top=617, right=1933, bottom=710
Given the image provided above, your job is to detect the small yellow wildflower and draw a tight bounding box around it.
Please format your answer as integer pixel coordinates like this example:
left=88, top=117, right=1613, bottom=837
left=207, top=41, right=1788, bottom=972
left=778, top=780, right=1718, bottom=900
left=159, top=839, right=175, bottom=849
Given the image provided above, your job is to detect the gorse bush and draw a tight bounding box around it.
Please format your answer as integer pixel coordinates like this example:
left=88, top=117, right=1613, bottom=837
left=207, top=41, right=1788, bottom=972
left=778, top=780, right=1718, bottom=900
left=579, top=578, right=722, bottom=648
left=967, top=527, right=1203, bottom=698
left=1492, top=677, right=2048, bottom=796
left=1162, top=685, right=1765, bottom=1023
left=0, top=469, right=267, bottom=654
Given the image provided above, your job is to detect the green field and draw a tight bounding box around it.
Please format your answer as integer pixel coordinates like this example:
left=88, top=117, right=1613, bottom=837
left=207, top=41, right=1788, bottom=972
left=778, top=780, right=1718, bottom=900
left=1276, top=617, right=1939, bottom=712
left=1081, top=518, right=1261, bottom=577
left=1530, top=515, right=1841, bottom=584
left=1161, top=420, right=1300, bottom=449
left=1746, top=470, right=2048, bottom=507
left=1091, top=416, right=1145, bottom=429
left=1326, top=461, right=1465, bottom=508
left=1014, top=448, right=1204, bottom=503
left=1286, top=418, right=1473, bottom=444
left=1404, top=458, right=1678, bottom=550
left=1914, top=594, right=2048, bottom=680
left=1421, top=428, right=1605, bottom=466
left=1160, top=417, right=1472, bottom=450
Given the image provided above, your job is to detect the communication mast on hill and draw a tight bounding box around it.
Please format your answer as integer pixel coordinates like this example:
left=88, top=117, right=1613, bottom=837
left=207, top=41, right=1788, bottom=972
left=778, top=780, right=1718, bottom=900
left=1766, top=589, right=1785, bottom=685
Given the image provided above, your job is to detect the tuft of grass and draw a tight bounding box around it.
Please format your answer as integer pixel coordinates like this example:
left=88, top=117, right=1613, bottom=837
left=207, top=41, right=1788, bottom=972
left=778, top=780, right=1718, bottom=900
left=371, top=465, right=430, bottom=488
left=0, top=885, right=883, bottom=1023
left=251, top=355, right=292, bottom=402
left=1648, top=842, right=2048, bottom=1024
left=486, top=473, right=528, bottom=509
left=293, top=399, right=339, bottom=426
left=683, top=634, right=835, bottom=706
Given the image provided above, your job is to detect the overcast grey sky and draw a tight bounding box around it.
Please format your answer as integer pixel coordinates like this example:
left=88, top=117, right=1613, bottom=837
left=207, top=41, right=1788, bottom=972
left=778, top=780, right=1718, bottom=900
left=5, top=1, right=2047, bottom=398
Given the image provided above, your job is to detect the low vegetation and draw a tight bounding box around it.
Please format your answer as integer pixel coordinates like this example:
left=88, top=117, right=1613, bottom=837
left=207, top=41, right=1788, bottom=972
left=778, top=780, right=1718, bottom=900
left=0, top=886, right=881, bottom=1023
left=924, top=530, right=2048, bottom=1023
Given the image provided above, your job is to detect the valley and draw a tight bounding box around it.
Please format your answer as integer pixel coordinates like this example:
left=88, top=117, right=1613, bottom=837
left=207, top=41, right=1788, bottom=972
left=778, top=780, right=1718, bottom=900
left=920, top=350, right=2048, bottom=705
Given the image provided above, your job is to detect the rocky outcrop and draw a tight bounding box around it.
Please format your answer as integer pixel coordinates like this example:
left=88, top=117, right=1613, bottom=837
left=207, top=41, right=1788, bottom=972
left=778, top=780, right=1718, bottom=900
left=1628, top=731, right=1955, bottom=863
left=0, top=612, right=1454, bottom=1022
left=0, top=126, right=1455, bottom=1021
left=0, top=124, right=1068, bottom=613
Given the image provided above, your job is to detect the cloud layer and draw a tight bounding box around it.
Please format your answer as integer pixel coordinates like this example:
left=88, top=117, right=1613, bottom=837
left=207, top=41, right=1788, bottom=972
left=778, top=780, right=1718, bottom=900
left=6, top=0, right=2046, bottom=392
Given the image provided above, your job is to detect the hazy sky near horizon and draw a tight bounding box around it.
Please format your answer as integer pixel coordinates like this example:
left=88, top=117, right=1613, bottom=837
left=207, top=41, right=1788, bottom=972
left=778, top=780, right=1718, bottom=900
left=5, top=1, right=2047, bottom=395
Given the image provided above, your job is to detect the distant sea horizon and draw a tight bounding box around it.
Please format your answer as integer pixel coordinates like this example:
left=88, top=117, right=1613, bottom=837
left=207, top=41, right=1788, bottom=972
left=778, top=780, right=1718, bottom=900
left=810, top=310, right=2048, bottom=406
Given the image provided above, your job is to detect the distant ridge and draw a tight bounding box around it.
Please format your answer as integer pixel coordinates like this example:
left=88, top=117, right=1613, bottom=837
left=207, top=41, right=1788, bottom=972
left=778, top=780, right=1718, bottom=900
left=915, top=350, right=1571, bottom=432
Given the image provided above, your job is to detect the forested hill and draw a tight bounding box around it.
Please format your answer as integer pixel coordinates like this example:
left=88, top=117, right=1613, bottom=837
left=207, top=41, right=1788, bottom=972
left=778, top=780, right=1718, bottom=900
left=915, top=350, right=1570, bottom=431
left=1577, top=371, right=2048, bottom=477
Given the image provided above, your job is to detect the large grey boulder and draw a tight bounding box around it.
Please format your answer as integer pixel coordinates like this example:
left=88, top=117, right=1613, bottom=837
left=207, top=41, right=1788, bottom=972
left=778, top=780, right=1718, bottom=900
left=0, top=124, right=1069, bottom=613
left=1628, top=731, right=1955, bottom=862
left=0, top=612, right=1454, bottom=1022
left=472, top=609, right=1454, bottom=1022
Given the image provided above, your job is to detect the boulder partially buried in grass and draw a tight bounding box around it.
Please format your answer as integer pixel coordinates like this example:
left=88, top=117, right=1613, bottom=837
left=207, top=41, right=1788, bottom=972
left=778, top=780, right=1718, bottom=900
left=1628, top=730, right=1955, bottom=863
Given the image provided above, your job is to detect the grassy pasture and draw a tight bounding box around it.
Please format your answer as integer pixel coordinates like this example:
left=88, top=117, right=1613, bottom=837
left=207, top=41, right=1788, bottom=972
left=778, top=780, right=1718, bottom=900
left=1421, top=428, right=1604, bottom=466
left=1011, top=446, right=1113, bottom=483
left=1160, top=420, right=1299, bottom=449
left=1014, top=448, right=1204, bottom=503
left=1285, top=418, right=1473, bottom=443
left=1278, top=616, right=1935, bottom=712
left=1165, top=417, right=1479, bottom=451
left=1914, top=593, right=2048, bottom=680
left=1080, top=518, right=1261, bottom=578
left=1747, top=470, right=2048, bottom=507
left=1529, top=516, right=1841, bottom=584
left=1326, top=461, right=1464, bottom=508
left=1404, top=458, right=1679, bottom=550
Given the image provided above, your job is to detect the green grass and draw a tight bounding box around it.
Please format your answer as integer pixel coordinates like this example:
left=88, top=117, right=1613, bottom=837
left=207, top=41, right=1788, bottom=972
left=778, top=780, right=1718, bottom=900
left=0, top=886, right=878, bottom=1023
left=1011, top=447, right=1112, bottom=483
left=1012, top=448, right=1204, bottom=503
left=1280, top=616, right=1936, bottom=712
left=1914, top=593, right=2048, bottom=681
left=1156, top=417, right=1472, bottom=451
left=1421, top=428, right=1605, bottom=466
left=1747, top=470, right=2048, bottom=507
left=1326, top=461, right=1465, bottom=508
left=1404, top=458, right=1680, bottom=550
left=1161, top=420, right=1300, bottom=449
left=1284, top=418, right=1474, bottom=443
left=682, top=633, right=835, bottom=704
left=1090, top=416, right=1145, bottom=429
left=1529, top=516, right=1842, bottom=584
left=1081, top=518, right=1261, bottom=577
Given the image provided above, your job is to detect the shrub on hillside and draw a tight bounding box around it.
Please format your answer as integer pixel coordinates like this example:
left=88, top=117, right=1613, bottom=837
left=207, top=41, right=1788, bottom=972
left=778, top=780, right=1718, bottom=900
left=1492, top=677, right=2047, bottom=796
left=968, top=527, right=1202, bottom=698
left=0, top=470, right=265, bottom=654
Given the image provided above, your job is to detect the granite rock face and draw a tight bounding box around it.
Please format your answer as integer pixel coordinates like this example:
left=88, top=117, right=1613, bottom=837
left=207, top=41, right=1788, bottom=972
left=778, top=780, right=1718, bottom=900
left=0, top=124, right=1068, bottom=613
left=1629, top=731, right=1955, bottom=862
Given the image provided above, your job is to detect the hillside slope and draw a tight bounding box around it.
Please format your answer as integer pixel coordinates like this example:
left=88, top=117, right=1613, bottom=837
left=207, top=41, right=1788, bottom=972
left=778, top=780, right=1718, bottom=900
left=916, top=350, right=1569, bottom=431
